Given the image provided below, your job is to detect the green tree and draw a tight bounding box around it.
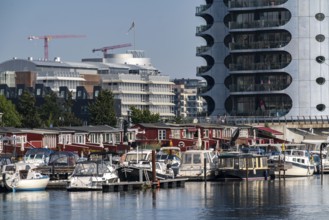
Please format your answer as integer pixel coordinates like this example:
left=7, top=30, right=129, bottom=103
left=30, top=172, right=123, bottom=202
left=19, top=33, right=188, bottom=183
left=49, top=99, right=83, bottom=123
left=130, top=106, right=160, bottom=124
left=16, top=90, right=42, bottom=128
left=0, top=95, right=22, bottom=127
left=61, top=91, right=82, bottom=126
left=39, top=91, right=63, bottom=127
left=88, top=90, right=117, bottom=126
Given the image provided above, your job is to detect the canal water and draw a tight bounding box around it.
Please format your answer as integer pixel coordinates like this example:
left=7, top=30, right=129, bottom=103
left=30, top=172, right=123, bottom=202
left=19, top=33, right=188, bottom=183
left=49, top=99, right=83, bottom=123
left=1, top=175, right=329, bottom=220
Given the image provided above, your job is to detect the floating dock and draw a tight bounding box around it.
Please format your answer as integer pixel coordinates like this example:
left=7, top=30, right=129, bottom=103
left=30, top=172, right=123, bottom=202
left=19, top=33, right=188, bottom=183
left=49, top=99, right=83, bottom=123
left=102, top=178, right=188, bottom=192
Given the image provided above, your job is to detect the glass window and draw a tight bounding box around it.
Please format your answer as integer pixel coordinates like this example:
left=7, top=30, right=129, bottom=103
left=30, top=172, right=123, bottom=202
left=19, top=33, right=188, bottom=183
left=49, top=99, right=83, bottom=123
left=316, top=34, right=325, bottom=42
left=316, top=77, right=325, bottom=85
left=315, top=13, right=325, bottom=21
left=316, top=104, right=326, bottom=111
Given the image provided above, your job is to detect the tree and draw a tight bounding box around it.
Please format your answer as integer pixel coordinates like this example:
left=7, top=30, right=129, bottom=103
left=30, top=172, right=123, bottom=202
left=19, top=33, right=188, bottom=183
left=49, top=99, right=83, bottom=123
left=16, top=90, right=42, bottom=128
left=38, top=91, right=62, bottom=127
left=60, top=91, right=82, bottom=126
left=88, top=90, right=117, bottom=126
left=0, top=95, right=22, bottom=127
left=130, top=106, right=160, bottom=124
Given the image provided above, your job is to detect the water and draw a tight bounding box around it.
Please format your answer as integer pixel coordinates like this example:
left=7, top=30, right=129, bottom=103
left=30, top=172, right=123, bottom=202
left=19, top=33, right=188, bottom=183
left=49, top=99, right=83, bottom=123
left=1, top=175, right=329, bottom=220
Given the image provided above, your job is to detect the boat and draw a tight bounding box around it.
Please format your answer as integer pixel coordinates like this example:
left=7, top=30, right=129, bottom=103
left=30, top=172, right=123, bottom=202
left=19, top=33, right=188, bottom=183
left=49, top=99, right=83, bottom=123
left=176, top=149, right=218, bottom=181
left=271, top=149, right=315, bottom=177
left=23, top=148, right=54, bottom=165
left=117, top=160, right=175, bottom=182
left=215, top=152, right=273, bottom=181
left=157, top=147, right=182, bottom=177
left=67, top=160, right=118, bottom=191
left=0, top=154, right=13, bottom=191
left=2, top=162, right=50, bottom=192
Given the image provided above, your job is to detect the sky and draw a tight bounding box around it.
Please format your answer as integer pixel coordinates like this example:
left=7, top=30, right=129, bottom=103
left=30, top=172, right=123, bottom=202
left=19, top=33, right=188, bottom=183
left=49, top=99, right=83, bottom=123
left=0, top=0, right=205, bottom=79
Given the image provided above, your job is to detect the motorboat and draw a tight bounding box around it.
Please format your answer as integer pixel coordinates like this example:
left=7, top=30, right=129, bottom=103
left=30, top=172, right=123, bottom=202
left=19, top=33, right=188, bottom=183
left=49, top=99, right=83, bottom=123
left=117, top=160, right=175, bottom=182
left=67, top=160, right=118, bottom=191
left=0, top=154, right=13, bottom=191
left=23, top=148, right=54, bottom=165
left=157, top=147, right=182, bottom=177
left=177, top=149, right=218, bottom=181
left=2, top=162, right=50, bottom=192
left=215, top=152, right=273, bottom=181
left=271, top=149, right=315, bottom=177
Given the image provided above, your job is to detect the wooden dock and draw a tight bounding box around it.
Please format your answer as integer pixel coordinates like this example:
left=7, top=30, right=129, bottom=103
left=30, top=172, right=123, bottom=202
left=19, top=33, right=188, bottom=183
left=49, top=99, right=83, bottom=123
left=102, top=178, right=188, bottom=192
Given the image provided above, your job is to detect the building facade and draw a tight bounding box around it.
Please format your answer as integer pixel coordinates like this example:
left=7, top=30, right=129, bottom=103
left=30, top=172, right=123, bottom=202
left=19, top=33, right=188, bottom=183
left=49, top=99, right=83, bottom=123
left=196, top=0, right=329, bottom=120
left=172, top=78, right=207, bottom=118
left=84, top=50, right=175, bottom=118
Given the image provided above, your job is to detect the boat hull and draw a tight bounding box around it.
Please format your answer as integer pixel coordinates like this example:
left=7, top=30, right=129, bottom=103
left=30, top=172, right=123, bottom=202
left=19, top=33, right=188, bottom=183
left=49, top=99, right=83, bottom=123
left=215, top=169, right=271, bottom=181
left=117, top=166, right=173, bottom=182
left=3, top=174, right=49, bottom=191
left=67, top=175, right=118, bottom=191
left=275, top=162, right=314, bottom=177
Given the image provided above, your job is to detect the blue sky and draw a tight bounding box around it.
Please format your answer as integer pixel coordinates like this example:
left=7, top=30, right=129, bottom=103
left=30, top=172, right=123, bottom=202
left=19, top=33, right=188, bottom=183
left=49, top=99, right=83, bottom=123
left=0, top=0, right=204, bottom=79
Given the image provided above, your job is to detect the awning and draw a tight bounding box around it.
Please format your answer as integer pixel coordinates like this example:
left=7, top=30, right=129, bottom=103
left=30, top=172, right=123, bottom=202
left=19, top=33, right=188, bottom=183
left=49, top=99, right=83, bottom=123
left=256, top=127, right=283, bottom=135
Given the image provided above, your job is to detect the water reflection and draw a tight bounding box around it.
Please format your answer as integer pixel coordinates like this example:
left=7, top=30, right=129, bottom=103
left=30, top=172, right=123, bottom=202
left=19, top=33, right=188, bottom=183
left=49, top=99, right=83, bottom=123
left=2, top=176, right=329, bottom=219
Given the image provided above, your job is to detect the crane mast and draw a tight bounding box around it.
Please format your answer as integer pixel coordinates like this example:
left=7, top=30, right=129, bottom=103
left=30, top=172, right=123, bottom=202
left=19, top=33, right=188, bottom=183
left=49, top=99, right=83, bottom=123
left=28, top=34, right=86, bottom=60
left=92, top=43, right=132, bottom=58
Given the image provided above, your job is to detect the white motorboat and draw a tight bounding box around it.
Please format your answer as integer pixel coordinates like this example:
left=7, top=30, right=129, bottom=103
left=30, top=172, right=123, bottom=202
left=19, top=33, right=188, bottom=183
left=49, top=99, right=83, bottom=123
left=67, top=160, right=118, bottom=191
left=272, top=149, right=315, bottom=177
left=177, top=149, right=218, bottom=181
left=2, top=162, right=50, bottom=192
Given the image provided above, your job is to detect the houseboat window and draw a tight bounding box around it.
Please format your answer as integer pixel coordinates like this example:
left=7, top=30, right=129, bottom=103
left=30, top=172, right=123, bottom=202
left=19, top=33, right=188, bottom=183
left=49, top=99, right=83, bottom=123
left=301, top=159, right=305, bottom=163
left=221, top=158, right=234, bottom=168
left=184, top=154, right=192, bottom=164
left=158, top=130, right=166, bottom=140
left=193, top=154, right=201, bottom=164
left=247, top=158, right=253, bottom=168
left=262, top=157, right=268, bottom=167
left=239, top=159, right=245, bottom=168
left=293, top=158, right=296, bottom=162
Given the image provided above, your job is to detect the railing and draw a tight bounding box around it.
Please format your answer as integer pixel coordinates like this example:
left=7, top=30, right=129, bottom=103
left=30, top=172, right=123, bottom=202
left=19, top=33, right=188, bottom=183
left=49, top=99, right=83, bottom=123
left=194, top=115, right=329, bottom=126
left=229, top=19, right=289, bottom=29
left=196, top=4, right=211, bottom=15
left=230, top=40, right=288, bottom=50
left=229, top=0, right=287, bottom=8
left=228, top=82, right=288, bottom=92
left=196, top=25, right=212, bottom=35
left=196, top=65, right=212, bottom=74
left=196, top=46, right=211, bottom=55
left=229, top=61, right=290, bottom=71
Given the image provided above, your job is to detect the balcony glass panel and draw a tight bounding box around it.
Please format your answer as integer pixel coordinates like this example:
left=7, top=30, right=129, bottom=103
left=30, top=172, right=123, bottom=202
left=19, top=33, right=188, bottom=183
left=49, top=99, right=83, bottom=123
left=229, top=0, right=288, bottom=8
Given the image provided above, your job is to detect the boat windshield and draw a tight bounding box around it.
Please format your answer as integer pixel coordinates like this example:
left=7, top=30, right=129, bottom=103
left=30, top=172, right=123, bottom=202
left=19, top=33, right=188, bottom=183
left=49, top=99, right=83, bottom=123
left=73, top=162, right=109, bottom=175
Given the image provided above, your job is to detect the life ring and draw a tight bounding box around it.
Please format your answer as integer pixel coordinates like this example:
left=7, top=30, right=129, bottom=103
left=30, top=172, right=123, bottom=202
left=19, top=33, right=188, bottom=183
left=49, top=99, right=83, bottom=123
left=178, top=141, right=185, bottom=148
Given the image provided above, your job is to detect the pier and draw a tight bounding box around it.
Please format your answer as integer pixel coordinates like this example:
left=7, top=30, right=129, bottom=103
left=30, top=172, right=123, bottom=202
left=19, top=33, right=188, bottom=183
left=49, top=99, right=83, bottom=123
left=103, top=178, right=188, bottom=192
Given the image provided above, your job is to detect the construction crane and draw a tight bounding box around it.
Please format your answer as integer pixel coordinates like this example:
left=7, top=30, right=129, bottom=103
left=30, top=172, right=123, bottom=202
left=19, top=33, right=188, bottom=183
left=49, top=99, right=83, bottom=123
left=28, top=34, right=86, bottom=60
left=92, top=43, right=132, bottom=58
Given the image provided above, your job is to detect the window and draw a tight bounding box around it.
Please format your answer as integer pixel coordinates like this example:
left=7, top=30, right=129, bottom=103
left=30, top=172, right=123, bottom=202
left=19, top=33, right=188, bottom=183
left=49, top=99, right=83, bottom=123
left=315, top=13, right=325, bottom=21
left=316, top=104, right=326, bottom=111
left=158, top=130, right=166, bottom=140
left=316, top=56, right=325, bottom=63
left=316, top=77, right=326, bottom=85
left=316, top=34, right=325, bottom=42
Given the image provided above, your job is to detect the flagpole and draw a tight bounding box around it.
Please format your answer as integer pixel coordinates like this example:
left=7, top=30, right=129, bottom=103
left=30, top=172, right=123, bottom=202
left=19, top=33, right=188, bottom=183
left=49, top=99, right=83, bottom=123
left=133, top=23, right=136, bottom=50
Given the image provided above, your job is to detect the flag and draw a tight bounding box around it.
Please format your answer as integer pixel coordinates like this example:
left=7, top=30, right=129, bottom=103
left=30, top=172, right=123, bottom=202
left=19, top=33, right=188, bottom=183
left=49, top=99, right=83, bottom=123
left=127, top=22, right=135, bottom=34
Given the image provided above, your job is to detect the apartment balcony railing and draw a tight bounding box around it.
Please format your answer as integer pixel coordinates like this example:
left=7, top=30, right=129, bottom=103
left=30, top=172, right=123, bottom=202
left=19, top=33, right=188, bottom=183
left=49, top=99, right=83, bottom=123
left=196, top=24, right=212, bottom=35
left=228, top=0, right=287, bottom=8
left=229, top=61, right=290, bottom=71
left=196, top=4, right=211, bottom=15
left=230, top=40, right=288, bottom=50
left=196, top=66, right=212, bottom=75
left=229, top=19, right=289, bottom=29
left=196, top=46, right=211, bottom=55
left=228, top=82, right=288, bottom=92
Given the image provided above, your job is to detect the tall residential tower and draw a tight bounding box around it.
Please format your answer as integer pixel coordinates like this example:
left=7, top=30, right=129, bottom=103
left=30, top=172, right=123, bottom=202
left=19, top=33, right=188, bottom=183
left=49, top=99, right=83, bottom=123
left=197, top=0, right=329, bottom=119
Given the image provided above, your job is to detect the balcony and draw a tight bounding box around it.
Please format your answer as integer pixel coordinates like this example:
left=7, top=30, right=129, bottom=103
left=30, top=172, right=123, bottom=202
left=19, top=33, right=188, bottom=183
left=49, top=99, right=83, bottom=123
left=229, top=61, right=290, bottom=71
left=196, top=4, right=211, bottom=16
left=230, top=40, right=288, bottom=51
left=196, top=46, right=211, bottom=55
left=228, top=82, right=289, bottom=92
left=196, top=66, right=212, bottom=74
left=228, top=0, right=287, bottom=8
left=229, top=19, right=289, bottom=30
left=196, top=24, right=212, bottom=35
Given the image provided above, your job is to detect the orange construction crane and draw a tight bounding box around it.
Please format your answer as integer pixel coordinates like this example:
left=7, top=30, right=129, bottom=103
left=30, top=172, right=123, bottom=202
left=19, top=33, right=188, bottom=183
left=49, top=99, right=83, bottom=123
left=28, top=34, right=86, bottom=60
left=92, top=43, right=132, bottom=58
